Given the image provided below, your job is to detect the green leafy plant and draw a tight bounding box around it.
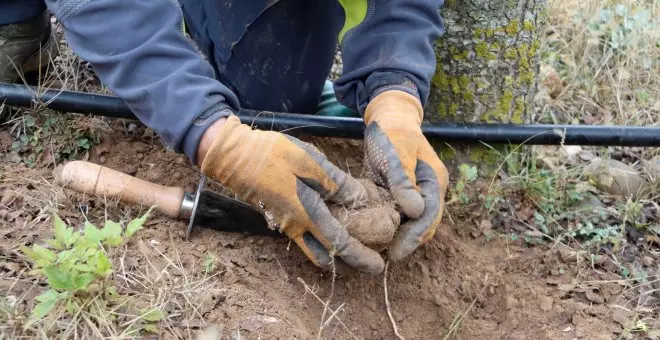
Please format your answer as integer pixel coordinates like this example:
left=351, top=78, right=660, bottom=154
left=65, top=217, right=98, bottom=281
left=587, top=4, right=656, bottom=53
left=203, top=252, right=217, bottom=275
left=450, top=163, right=478, bottom=204
left=11, top=115, right=99, bottom=167
left=20, top=209, right=153, bottom=327
left=139, top=308, right=167, bottom=333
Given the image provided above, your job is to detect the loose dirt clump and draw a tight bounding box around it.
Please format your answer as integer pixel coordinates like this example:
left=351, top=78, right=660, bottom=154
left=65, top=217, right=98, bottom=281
left=330, top=179, right=400, bottom=248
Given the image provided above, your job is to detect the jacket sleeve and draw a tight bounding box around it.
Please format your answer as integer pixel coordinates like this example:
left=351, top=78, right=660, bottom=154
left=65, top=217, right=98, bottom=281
left=333, top=0, right=444, bottom=114
left=44, top=0, right=240, bottom=162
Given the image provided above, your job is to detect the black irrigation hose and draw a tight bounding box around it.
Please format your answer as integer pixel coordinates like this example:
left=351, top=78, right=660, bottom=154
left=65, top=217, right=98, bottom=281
left=2, top=82, right=660, bottom=146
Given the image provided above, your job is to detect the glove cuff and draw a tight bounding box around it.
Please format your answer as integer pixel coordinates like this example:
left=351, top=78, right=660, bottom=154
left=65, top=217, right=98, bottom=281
left=364, top=90, right=423, bottom=127
left=200, top=115, right=256, bottom=191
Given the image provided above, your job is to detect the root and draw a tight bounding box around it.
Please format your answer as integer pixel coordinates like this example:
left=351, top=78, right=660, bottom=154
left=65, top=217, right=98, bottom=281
left=384, top=261, right=405, bottom=340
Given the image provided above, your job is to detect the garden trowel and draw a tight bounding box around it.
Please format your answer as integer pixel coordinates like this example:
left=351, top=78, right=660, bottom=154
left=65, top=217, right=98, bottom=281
left=54, top=161, right=278, bottom=238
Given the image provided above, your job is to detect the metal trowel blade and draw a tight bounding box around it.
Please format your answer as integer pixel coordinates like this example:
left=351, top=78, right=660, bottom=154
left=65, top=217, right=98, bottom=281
left=189, top=189, right=280, bottom=237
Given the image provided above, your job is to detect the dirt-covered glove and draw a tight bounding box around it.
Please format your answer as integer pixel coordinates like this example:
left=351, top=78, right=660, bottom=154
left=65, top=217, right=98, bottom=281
left=201, top=116, right=385, bottom=274
left=363, top=90, right=449, bottom=261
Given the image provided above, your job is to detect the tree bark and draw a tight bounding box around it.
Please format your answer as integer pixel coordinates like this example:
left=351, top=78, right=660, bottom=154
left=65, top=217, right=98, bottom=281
left=427, top=0, right=547, bottom=124
left=426, top=0, right=548, bottom=171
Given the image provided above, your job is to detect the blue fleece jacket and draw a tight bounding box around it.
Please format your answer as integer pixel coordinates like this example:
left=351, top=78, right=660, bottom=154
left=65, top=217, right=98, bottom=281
left=43, top=0, right=444, bottom=162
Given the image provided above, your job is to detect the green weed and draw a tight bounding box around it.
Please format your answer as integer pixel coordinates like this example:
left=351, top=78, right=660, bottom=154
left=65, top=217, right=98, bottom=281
left=480, top=147, right=647, bottom=249
left=203, top=252, right=217, bottom=275
left=19, top=208, right=153, bottom=328
left=449, top=163, right=478, bottom=204
left=11, top=114, right=98, bottom=167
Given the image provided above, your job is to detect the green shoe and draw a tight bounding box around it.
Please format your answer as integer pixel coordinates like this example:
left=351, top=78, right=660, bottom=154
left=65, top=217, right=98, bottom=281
left=315, top=80, right=360, bottom=118
left=1, top=12, right=58, bottom=123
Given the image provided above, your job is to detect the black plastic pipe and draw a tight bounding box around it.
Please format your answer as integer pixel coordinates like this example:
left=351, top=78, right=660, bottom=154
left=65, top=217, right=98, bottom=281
left=2, top=82, right=660, bottom=146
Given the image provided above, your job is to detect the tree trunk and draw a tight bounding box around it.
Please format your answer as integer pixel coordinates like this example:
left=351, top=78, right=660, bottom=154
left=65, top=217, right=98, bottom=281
left=426, top=0, right=548, bottom=169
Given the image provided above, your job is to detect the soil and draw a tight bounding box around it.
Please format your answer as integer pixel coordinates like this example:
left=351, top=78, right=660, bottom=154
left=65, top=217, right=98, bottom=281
left=1, top=121, right=657, bottom=339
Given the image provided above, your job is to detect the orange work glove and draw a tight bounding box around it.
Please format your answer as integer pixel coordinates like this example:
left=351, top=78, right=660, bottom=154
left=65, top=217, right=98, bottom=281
left=201, top=116, right=385, bottom=274
left=364, top=90, right=449, bottom=261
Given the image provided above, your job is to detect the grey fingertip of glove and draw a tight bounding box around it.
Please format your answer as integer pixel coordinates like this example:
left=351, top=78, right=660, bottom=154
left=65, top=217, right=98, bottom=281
left=390, top=185, right=425, bottom=219
left=388, top=160, right=442, bottom=261
left=302, top=232, right=352, bottom=274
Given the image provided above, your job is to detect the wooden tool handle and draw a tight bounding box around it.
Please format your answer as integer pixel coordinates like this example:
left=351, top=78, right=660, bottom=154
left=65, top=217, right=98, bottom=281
left=54, top=161, right=185, bottom=217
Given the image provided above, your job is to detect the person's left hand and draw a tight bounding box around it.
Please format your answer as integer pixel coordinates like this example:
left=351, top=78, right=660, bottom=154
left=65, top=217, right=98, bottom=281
left=362, top=90, right=449, bottom=261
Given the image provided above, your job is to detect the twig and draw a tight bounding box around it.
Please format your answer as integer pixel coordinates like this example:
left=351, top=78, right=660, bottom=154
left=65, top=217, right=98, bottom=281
left=297, top=278, right=358, bottom=340
left=317, top=258, right=337, bottom=340
left=384, top=261, right=405, bottom=340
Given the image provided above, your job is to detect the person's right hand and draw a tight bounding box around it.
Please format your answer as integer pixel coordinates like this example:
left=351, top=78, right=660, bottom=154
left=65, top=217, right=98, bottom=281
left=198, top=115, right=385, bottom=274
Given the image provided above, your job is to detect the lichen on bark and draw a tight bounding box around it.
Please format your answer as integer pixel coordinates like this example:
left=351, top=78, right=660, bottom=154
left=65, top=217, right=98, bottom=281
left=427, top=0, right=547, bottom=125
left=427, top=0, right=548, bottom=173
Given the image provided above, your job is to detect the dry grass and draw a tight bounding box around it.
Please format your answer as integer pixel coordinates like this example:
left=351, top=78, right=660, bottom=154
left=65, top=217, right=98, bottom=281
left=1, top=227, right=223, bottom=338
left=538, top=0, right=659, bottom=130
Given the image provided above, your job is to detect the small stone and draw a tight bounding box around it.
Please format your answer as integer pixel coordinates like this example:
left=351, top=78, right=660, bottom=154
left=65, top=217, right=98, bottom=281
left=240, top=315, right=280, bottom=332
left=479, top=219, right=492, bottom=235
left=583, top=158, right=648, bottom=198
left=124, top=257, right=139, bottom=268
left=576, top=193, right=605, bottom=212
left=99, top=156, right=106, bottom=163
left=6, top=152, right=22, bottom=163
left=142, top=128, right=154, bottom=140
left=539, top=296, right=553, bottom=311
left=2, top=262, right=21, bottom=272
left=561, top=145, right=582, bottom=158
left=196, top=244, right=207, bottom=253
left=434, top=294, right=444, bottom=306
left=6, top=210, right=22, bottom=222
left=611, top=309, right=632, bottom=327
left=197, top=324, right=224, bottom=340
left=559, top=248, right=579, bottom=263
left=0, top=191, right=17, bottom=206
left=228, top=329, right=242, bottom=340
left=0, top=131, right=12, bottom=152
left=642, top=256, right=654, bottom=267
left=0, top=209, right=8, bottom=219
left=505, top=295, right=518, bottom=310
left=579, top=150, right=596, bottom=161
left=585, top=290, right=604, bottom=304
left=585, top=305, right=608, bottom=318
left=642, top=155, right=660, bottom=183
left=126, top=123, right=138, bottom=134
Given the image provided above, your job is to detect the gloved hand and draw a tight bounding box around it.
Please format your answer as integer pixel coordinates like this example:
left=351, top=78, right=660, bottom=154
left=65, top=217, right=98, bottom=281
left=200, top=116, right=385, bottom=274
left=363, top=90, right=449, bottom=261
